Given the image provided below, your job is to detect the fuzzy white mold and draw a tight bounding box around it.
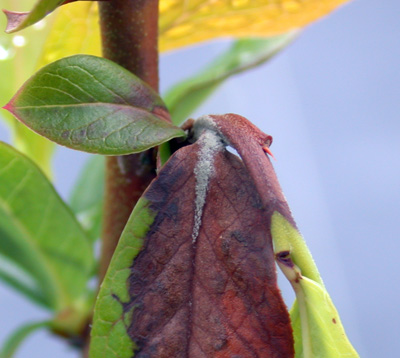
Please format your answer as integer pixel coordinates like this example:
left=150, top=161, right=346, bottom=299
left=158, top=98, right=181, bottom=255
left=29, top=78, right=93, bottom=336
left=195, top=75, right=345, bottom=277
left=192, top=121, right=225, bottom=243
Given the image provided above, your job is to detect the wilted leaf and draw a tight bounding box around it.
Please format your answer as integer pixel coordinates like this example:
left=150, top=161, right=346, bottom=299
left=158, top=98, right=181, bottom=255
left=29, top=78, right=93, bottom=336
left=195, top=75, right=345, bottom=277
left=0, top=141, right=94, bottom=314
left=69, top=155, right=104, bottom=242
left=4, top=55, right=185, bottom=155
left=196, top=114, right=358, bottom=358
left=165, top=33, right=298, bottom=125
left=89, top=130, right=294, bottom=357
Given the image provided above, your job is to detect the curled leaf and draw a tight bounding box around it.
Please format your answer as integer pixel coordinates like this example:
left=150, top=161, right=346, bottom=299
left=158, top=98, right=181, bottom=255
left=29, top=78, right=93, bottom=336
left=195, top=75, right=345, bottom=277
left=3, top=0, right=65, bottom=33
left=4, top=55, right=185, bottom=154
left=195, top=114, right=358, bottom=358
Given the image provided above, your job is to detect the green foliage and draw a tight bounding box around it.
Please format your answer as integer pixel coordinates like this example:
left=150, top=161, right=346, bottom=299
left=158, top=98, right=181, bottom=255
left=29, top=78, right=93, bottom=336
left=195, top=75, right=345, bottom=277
left=165, top=33, right=298, bottom=125
left=69, top=155, right=104, bottom=242
left=5, top=55, right=185, bottom=155
left=0, top=142, right=94, bottom=316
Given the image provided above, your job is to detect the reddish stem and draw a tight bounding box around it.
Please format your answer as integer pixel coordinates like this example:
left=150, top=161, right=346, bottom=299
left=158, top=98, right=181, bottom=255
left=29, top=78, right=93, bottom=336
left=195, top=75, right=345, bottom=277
left=98, top=0, right=160, bottom=281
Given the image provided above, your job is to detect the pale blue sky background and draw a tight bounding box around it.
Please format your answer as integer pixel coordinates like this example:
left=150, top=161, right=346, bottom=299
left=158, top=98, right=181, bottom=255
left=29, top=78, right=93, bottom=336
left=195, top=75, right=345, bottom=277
left=0, top=0, right=399, bottom=356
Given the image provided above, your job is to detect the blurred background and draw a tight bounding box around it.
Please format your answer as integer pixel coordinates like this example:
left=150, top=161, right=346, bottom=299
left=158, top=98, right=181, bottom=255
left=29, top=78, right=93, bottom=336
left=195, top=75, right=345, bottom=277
left=0, top=0, right=399, bottom=356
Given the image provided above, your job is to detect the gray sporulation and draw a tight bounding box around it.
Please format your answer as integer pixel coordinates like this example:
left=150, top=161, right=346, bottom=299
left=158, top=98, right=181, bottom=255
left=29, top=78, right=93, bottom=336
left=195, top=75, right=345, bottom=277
left=192, top=115, right=230, bottom=146
left=192, top=116, right=225, bottom=243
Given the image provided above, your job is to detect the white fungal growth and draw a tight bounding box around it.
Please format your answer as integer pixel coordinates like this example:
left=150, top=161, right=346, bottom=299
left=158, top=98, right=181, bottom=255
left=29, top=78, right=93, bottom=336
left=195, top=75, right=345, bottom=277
left=192, top=121, right=225, bottom=243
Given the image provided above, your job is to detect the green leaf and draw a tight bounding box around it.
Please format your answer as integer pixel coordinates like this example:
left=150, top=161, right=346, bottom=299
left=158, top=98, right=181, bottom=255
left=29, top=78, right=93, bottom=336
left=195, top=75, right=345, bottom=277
left=69, top=155, right=104, bottom=242
left=3, top=0, right=64, bottom=34
left=5, top=55, right=186, bottom=155
left=271, top=212, right=359, bottom=358
left=164, top=33, right=297, bottom=125
left=0, top=253, right=49, bottom=307
left=0, top=141, right=94, bottom=314
left=0, top=321, right=50, bottom=358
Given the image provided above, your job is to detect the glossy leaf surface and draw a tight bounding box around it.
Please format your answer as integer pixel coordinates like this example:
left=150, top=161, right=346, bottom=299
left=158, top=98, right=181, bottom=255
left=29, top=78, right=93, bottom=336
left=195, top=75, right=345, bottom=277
left=89, top=132, right=294, bottom=357
left=70, top=155, right=104, bottom=242
left=5, top=55, right=185, bottom=154
left=0, top=142, right=94, bottom=311
left=165, top=33, right=297, bottom=125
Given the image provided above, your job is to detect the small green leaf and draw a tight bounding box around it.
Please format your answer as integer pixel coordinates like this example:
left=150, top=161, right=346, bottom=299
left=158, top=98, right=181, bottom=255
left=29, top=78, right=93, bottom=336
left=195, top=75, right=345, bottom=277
left=69, top=155, right=104, bottom=242
left=271, top=212, right=359, bottom=358
left=164, top=33, right=298, bottom=125
left=0, top=321, right=50, bottom=358
left=0, top=141, right=94, bottom=314
left=3, top=0, right=64, bottom=33
left=5, top=55, right=185, bottom=154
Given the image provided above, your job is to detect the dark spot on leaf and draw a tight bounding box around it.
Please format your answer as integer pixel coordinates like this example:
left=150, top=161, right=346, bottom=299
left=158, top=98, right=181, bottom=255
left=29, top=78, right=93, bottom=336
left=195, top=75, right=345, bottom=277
left=61, top=130, right=70, bottom=139
left=332, top=318, right=337, bottom=324
left=231, top=230, right=248, bottom=246
left=276, top=250, right=294, bottom=268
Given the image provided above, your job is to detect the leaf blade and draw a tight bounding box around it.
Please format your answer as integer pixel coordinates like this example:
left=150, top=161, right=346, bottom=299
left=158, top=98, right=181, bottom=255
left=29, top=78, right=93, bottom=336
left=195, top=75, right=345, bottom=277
left=165, top=33, right=298, bottom=125
left=0, top=141, right=94, bottom=311
left=192, top=114, right=359, bottom=357
left=5, top=55, right=185, bottom=155
left=89, top=133, right=294, bottom=357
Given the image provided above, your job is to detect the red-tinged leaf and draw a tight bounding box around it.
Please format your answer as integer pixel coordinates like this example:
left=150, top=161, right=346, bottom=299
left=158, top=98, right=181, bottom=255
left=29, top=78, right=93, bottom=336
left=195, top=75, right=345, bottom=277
left=89, top=130, right=294, bottom=357
left=193, top=114, right=359, bottom=357
left=3, top=0, right=104, bottom=33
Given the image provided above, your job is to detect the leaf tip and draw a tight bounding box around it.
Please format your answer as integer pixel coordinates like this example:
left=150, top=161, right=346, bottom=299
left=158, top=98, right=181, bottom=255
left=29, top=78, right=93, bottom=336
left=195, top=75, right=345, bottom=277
left=2, top=9, right=29, bottom=33
left=2, top=102, right=12, bottom=112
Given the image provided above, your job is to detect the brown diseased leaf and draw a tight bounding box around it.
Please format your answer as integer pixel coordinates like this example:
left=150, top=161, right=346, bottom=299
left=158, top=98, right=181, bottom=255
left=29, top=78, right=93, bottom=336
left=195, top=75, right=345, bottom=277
left=124, top=131, right=294, bottom=357
left=196, top=113, right=297, bottom=229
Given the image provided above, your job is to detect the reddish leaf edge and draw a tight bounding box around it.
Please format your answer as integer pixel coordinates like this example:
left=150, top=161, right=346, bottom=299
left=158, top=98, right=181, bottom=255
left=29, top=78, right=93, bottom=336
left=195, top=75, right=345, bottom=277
left=2, top=0, right=107, bottom=34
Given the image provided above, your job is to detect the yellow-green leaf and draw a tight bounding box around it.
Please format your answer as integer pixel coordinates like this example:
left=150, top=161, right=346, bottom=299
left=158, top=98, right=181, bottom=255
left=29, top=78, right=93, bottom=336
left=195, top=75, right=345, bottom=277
left=37, top=2, right=101, bottom=66
left=271, top=212, right=359, bottom=358
left=289, top=279, right=359, bottom=358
